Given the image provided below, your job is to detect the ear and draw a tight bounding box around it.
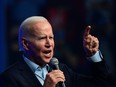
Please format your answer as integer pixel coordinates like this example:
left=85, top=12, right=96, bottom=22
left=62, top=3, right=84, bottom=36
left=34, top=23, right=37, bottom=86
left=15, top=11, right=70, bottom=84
left=21, top=37, right=29, bottom=50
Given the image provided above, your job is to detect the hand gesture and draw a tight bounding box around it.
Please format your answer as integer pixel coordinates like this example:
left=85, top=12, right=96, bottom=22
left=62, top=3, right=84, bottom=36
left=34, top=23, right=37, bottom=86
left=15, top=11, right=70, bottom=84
left=83, top=26, right=99, bottom=56
left=43, top=70, right=65, bottom=87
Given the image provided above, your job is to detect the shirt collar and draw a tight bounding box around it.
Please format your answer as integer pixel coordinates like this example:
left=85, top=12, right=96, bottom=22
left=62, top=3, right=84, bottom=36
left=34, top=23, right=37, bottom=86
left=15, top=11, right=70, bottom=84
left=23, top=55, right=50, bottom=73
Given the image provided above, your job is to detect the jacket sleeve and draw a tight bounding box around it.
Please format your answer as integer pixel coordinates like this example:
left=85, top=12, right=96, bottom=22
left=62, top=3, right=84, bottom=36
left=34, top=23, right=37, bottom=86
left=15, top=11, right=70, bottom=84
left=0, top=73, right=19, bottom=87
left=59, top=61, right=116, bottom=87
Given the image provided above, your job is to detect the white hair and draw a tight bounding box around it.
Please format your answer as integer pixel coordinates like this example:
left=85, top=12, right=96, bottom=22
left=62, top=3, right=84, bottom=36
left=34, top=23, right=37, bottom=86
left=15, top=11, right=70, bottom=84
left=18, top=16, right=49, bottom=51
left=20, top=16, right=48, bottom=28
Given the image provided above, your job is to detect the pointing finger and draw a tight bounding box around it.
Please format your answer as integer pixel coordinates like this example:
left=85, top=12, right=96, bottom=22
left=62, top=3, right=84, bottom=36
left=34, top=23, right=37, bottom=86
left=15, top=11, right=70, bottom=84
left=83, top=25, right=91, bottom=38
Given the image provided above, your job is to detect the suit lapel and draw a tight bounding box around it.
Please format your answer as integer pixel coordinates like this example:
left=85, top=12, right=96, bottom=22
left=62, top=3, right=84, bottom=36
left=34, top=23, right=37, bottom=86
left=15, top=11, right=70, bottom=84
left=18, top=58, right=43, bottom=87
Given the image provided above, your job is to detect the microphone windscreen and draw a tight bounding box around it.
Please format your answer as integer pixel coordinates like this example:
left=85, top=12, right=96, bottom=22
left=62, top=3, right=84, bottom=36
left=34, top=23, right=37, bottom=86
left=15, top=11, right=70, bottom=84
left=50, top=57, right=59, bottom=65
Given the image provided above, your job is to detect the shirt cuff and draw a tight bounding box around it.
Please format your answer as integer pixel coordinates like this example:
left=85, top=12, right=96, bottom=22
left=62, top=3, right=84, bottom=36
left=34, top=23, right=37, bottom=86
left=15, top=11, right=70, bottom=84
left=87, top=50, right=103, bottom=62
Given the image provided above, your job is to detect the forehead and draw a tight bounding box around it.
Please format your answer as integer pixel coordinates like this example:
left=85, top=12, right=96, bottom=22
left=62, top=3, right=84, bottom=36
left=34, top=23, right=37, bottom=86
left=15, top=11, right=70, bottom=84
left=32, top=21, right=53, bottom=36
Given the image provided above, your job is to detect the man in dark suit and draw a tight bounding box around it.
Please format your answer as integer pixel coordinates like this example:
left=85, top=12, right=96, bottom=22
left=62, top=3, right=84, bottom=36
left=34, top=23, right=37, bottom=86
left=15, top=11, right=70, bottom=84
left=0, top=16, right=115, bottom=87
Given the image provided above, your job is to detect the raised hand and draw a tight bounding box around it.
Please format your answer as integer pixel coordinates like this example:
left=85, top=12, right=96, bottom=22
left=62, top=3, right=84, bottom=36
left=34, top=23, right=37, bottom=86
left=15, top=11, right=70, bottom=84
left=43, top=70, right=65, bottom=87
left=83, top=25, right=99, bottom=56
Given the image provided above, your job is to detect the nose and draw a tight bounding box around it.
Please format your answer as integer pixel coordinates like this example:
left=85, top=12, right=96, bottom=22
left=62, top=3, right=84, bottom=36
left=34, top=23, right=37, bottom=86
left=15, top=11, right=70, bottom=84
left=45, top=38, right=52, bottom=48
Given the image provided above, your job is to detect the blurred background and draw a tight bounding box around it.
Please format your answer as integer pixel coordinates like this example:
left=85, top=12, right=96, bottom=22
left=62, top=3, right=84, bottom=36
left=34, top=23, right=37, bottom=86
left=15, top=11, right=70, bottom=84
left=0, top=0, right=116, bottom=77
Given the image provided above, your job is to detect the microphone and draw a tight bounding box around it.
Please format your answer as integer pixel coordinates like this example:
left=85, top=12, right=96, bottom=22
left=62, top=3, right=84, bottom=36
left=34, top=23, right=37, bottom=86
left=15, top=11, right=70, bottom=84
left=50, top=57, right=66, bottom=87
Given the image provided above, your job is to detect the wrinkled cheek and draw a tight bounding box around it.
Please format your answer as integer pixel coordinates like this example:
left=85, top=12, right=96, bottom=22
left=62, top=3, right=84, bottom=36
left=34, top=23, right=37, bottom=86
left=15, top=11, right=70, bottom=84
left=33, top=49, right=42, bottom=57
left=52, top=47, right=54, bottom=56
left=39, top=51, right=44, bottom=57
left=51, top=51, right=53, bottom=58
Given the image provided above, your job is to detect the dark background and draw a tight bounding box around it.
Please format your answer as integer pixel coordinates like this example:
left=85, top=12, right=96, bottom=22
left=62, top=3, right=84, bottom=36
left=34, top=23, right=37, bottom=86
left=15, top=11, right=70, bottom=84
left=0, top=0, right=116, bottom=78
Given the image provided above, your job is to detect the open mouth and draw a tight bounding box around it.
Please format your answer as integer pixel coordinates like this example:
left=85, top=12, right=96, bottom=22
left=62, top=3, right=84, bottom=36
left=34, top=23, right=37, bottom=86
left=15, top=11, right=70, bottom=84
left=42, top=50, right=52, bottom=58
left=43, top=50, right=52, bottom=54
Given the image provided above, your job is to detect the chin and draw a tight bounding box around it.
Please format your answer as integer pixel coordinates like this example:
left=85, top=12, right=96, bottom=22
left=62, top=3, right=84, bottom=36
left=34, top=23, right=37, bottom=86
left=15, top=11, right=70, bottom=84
left=45, top=59, right=51, bottom=63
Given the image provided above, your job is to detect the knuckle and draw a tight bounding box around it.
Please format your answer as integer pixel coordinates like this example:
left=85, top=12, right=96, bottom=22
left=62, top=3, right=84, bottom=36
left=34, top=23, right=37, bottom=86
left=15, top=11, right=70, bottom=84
left=47, top=73, right=52, bottom=78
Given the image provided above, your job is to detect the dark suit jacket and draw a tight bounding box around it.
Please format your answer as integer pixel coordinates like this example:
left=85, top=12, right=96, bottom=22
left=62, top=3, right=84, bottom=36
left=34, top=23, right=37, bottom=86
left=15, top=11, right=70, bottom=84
left=0, top=57, right=115, bottom=87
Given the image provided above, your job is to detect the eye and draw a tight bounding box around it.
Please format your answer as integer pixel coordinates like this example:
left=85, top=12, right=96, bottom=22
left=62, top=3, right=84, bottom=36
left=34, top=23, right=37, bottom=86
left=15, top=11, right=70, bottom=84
left=38, top=36, right=46, bottom=40
left=49, top=36, right=54, bottom=39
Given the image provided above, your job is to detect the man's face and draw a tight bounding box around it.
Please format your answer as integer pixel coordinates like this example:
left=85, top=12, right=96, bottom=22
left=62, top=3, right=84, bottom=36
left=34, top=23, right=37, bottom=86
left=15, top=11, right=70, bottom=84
left=23, top=21, right=54, bottom=66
